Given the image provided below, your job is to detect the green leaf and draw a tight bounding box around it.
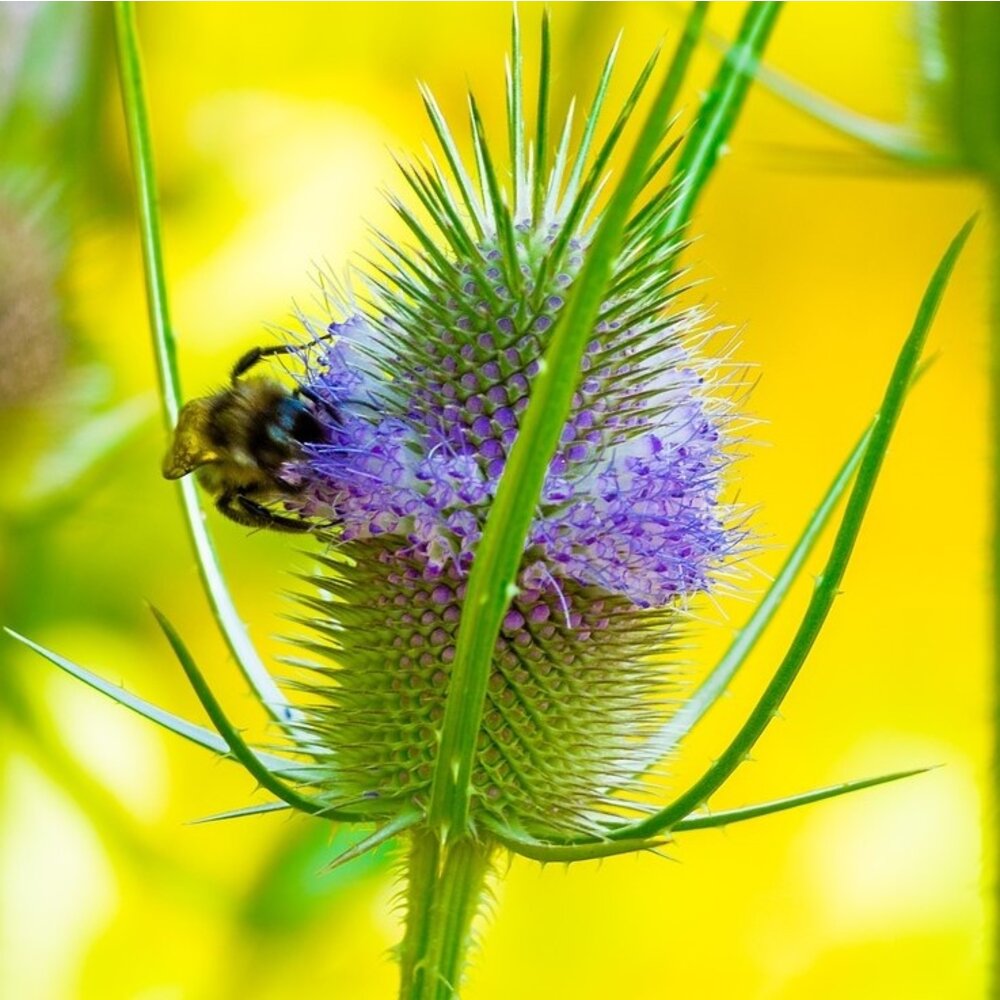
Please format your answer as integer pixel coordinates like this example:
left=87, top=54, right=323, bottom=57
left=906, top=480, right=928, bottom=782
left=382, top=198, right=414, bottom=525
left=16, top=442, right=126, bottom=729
left=0, top=3, right=94, bottom=155
left=630, top=422, right=873, bottom=772
left=672, top=768, right=931, bottom=831
left=112, top=1, right=299, bottom=728
left=16, top=393, right=154, bottom=515
left=235, top=822, right=392, bottom=936
left=659, top=1, right=782, bottom=238
left=321, top=810, right=420, bottom=872
left=697, top=24, right=950, bottom=167
left=188, top=801, right=291, bottom=825
left=610, top=216, right=976, bottom=841
left=490, top=825, right=668, bottom=863
left=240, top=822, right=393, bottom=935
left=148, top=606, right=361, bottom=822
left=426, top=2, right=711, bottom=841
left=4, top=627, right=305, bottom=777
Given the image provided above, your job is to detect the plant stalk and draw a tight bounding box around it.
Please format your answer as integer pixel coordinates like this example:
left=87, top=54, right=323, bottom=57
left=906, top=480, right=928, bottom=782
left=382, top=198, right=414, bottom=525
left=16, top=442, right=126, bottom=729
left=399, top=832, right=493, bottom=1000
left=426, top=0, right=713, bottom=844
left=112, top=0, right=298, bottom=725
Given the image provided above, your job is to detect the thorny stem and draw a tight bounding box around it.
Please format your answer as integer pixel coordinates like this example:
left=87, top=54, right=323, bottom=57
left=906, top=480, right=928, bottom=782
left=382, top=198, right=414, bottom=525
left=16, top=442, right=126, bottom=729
left=400, top=832, right=493, bottom=1000
left=426, top=0, right=713, bottom=848
left=417, top=2, right=778, bottom=991
left=112, top=0, right=298, bottom=725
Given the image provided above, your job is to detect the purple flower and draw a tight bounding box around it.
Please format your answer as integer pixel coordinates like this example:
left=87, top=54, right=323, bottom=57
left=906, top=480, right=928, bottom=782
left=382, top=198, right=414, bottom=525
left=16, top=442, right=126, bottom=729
left=290, top=309, right=741, bottom=610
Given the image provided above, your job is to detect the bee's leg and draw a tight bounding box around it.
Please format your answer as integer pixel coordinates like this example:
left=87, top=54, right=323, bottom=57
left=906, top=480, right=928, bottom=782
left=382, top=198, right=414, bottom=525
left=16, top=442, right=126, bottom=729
left=235, top=496, right=315, bottom=533
left=215, top=490, right=312, bottom=533
left=294, top=385, right=342, bottom=425
left=215, top=490, right=264, bottom=528
left=231, top=345, right=287, bottom=381
left=272, top=480, right=337, bottom=532
left=237, top=497, right=316, bottom=532
left=231, top=331, right=339, bottom=382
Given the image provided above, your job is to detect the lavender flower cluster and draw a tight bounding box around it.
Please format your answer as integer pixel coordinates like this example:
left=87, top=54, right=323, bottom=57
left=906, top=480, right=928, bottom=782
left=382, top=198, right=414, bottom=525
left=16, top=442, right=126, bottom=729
left=290, top=283, right=736, bottom=611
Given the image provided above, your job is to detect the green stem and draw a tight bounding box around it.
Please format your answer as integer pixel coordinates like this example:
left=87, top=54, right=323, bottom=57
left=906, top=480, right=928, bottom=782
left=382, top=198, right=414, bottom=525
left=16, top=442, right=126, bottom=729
left=426, top=0, right=710, bottom=845
left=639, top=422, right=872, bottom=766
left=399, top=832, right=493, bottom=1000
left=112, top=1, right=297, bottom=726
left=696, top=20, right=948, bottom=167
left=658, top=1, right=781, bottom=239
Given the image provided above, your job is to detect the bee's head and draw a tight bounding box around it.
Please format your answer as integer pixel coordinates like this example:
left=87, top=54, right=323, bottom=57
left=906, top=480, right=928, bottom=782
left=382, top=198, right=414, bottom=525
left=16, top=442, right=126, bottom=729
left=162, top=395, right=220, bottom=480
left=163, top=378, right=326, bottom=484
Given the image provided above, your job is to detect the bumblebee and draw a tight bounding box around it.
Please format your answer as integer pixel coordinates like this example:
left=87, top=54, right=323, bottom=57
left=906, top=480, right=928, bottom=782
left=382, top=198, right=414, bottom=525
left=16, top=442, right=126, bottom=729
left=162, top=343, right=329, bottom=532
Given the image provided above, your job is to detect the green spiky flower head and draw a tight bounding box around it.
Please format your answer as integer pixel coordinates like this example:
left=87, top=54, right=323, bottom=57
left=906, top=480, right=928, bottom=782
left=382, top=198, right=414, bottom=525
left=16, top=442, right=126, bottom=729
left=277, top=27, right=747, bottom=843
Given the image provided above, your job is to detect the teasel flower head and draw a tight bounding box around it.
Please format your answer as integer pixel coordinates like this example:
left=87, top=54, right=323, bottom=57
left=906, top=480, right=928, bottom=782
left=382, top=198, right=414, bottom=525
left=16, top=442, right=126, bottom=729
left=275, top=36, right=750, bottom=842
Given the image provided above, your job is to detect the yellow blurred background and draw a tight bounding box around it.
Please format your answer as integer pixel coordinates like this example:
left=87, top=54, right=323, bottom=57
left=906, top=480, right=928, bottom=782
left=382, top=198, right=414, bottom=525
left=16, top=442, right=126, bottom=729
left=0, top=3, right=987, bottom=998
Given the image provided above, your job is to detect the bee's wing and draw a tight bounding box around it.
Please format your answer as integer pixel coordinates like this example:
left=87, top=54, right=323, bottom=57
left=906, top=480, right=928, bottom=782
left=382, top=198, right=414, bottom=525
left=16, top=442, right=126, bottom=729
left=162, top=397, right=220, bottom=479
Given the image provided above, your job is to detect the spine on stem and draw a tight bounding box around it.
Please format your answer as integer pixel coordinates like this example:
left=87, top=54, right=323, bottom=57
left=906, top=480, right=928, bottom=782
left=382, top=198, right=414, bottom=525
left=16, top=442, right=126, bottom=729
left=400, top=832, right=493, bottom=1000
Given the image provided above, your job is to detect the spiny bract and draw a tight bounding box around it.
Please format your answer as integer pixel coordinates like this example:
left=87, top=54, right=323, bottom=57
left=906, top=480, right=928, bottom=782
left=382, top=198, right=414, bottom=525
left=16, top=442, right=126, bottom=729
left=279, top=39, right=749, bottom=841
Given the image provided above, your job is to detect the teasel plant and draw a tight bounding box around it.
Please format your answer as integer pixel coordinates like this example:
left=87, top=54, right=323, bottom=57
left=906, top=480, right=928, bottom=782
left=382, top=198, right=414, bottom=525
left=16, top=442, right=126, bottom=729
left=5, top=3, right=975, bottom=997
